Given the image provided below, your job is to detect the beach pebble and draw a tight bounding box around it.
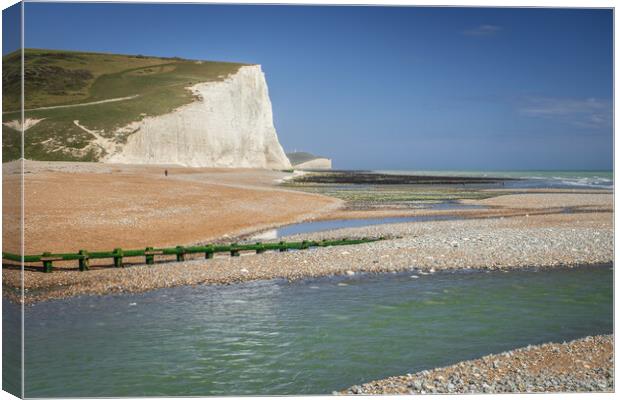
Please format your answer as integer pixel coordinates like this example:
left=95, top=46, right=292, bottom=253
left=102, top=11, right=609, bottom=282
left=343, top=335, right=613, bottom=395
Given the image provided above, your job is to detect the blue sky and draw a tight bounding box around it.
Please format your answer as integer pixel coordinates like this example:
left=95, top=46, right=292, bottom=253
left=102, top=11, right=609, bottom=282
left=10, top=3, right=615, bottom=170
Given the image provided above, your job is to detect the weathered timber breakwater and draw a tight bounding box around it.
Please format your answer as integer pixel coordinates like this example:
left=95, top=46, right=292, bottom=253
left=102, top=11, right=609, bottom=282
left=343, top=335, right=613, bottom=394
left=3, top=211, right=612, bottom=304
left=3, top=238, right=379, bottom=273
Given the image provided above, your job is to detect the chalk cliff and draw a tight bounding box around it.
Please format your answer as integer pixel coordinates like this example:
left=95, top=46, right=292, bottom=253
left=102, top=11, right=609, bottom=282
left=106, top=65, right=291, bottom=169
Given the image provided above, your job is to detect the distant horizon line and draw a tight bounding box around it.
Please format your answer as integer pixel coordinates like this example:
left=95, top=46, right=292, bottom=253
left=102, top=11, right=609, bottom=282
left=342, top=168, right=613, bottom=172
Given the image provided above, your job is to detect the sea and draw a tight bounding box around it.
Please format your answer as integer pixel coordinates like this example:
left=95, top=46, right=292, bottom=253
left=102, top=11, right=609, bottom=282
left=375, top=170, right=613, bottom=190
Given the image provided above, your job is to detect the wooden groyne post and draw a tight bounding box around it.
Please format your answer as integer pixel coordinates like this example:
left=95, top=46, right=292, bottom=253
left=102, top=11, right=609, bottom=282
left=113, top=248, right=123, bottom=268
left=176, top=246, right=186, bottom=262
left=255, top=242, right=265, bottom=254
left=78, top=250, right=89, bottom=271
left=230, top=243, right=240, bottom=257
left=41, top=252, right=56, bottom=273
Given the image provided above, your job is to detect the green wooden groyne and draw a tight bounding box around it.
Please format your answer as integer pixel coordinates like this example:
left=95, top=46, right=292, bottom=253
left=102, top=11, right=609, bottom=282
left=2, top=237, right=383, bottom=273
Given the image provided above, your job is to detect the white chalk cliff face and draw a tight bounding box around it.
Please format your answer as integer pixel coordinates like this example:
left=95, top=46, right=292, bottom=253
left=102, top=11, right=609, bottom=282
left=106, top=65, right=292, bottom=169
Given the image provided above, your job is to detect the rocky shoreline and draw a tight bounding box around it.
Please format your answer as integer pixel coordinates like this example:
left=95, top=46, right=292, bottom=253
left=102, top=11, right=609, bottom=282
left=342, top=335, right=614, bottom=394
left=289, top=170, right=513, bottom=185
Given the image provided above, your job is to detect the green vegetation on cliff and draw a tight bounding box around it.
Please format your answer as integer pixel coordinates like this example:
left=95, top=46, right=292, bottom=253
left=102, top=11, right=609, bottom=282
left=2, top=49, right=245, bottom=161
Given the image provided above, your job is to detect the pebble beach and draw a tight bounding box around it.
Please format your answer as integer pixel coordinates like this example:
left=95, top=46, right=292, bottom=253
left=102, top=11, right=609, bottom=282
left=343, top=335, right=613, bottom=394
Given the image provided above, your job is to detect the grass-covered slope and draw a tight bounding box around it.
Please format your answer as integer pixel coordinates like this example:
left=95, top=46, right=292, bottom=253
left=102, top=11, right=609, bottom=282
left=2, top=49, right=245, bottom=161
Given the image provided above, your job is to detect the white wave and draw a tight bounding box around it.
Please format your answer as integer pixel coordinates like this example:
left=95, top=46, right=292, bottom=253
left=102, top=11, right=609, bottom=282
left=551, top=177, right=613, bottom=189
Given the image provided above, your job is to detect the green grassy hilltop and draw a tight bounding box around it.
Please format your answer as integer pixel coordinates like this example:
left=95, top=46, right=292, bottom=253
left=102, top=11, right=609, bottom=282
left=2, top=49, right=245, bottom=161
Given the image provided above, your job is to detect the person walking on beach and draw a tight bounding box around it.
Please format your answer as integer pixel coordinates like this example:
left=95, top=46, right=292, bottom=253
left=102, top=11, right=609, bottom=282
left=165, top=169, right=168, bottom=177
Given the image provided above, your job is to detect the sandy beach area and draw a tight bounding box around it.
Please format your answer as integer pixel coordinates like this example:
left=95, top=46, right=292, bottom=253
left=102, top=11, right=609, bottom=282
left=2, top=161, right=341, bottom=254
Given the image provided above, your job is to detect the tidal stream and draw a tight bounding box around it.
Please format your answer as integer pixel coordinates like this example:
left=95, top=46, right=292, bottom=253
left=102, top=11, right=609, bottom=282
left=8, top=264, right=612, bottom=397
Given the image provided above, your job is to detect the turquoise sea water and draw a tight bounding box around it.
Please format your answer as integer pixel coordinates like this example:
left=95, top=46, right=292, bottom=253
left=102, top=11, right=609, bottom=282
left=376, top=170, right=613, bottom=189
left=16, top=265, right=612, bottom=397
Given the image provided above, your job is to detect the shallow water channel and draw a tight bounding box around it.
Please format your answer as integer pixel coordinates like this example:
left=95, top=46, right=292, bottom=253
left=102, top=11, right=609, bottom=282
left=14, top=264, right=613, bottom=397
left=254, top=214, right=463, bottom=239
